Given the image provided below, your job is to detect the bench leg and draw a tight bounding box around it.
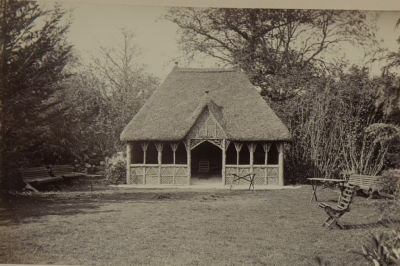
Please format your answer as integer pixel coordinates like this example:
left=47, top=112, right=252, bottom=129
left=24, top=182, right=39, bottom=193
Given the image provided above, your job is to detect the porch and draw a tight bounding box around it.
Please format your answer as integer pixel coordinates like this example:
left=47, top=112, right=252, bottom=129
left=126, top=139, right=284, bottom=186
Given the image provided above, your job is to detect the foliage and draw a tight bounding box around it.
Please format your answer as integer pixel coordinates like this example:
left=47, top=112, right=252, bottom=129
left=357, top=231, right=400, bottom=266
left=85, top=30, right=159, bottom=154
left=54, top=30, right=159, bottom=166
left=315, top=230, right=400, bottom=266
left=274, top=65, right=390, bottom=182
left=375, top=170, right=400, bottom=223
left=371, top=19, right=400, bottom=171
left=377, top=170, right=400, bottom=196
left=105, top=152, right=126, bottom=185
left=165, top=8, right=377, bottom=101
left=0, top=0, right=73, bottom=188
left=375, top=74, right=400, bottom=125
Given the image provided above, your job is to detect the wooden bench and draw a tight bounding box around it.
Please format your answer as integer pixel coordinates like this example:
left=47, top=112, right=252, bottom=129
left=348, top=174, right=382, bottom=199
left=49, top=165, right=87, bottom=180
left=20, top=167, right=63, bottom=192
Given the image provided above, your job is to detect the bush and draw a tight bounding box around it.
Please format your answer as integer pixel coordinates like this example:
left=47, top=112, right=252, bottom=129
left=357, top=230, right=400, bottom=266
left=377, top=170, right=400, bottom=197
left=315, top=229, right=400, bottom=266
left=105, top=152, right=126, bottom=185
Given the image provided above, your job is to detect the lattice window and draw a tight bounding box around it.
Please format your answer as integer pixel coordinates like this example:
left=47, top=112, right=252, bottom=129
left=146, top=175, right=158, bottom=185
left=174, top=175, right=187, bottom=185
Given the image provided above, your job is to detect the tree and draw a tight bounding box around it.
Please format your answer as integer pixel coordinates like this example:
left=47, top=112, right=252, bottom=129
left=58, top=30, right=159, bottom=165
left=165, top=8, right=377, bottom=100
left=368, top=19, right=400, bottom=169
left=0, top=0, right=73, bottom=188
left=273, top=65, right=391, bottom=182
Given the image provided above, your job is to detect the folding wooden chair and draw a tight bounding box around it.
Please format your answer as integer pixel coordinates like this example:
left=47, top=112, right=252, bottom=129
left=198, top=160, right=210, bottom=180
left=318, top=184, right=358, bottom=229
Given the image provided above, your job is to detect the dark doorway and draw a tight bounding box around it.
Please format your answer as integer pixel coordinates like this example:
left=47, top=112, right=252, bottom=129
left=191, top=141, right=222, bottom=178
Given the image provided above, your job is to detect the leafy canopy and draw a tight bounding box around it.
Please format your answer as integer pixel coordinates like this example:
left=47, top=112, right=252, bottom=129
left=0, top=0, right=73, bottom=175
left=165, top=8, right=377, bottom=100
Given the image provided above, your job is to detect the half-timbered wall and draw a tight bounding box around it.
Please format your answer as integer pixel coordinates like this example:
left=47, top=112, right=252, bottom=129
left=186, top=108, right=226, bottom=139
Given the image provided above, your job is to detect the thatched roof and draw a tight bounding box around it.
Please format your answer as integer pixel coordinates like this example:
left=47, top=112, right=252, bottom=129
left=120, top=67, right=291, bottom=142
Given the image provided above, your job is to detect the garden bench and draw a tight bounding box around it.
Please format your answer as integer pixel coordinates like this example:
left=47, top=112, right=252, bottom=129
left=318, top=183, right=358, bottom=229
left=348, top=174, right=382, bottom=199
left=49, top=165, right=87, bottom=180
left=20, top=167, right=63, bottom=192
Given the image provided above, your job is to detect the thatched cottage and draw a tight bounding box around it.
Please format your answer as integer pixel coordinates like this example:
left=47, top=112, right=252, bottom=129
left=120, top=64, right=291, bottom=186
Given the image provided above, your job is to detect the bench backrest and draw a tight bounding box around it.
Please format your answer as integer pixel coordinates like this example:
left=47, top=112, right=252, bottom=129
left=348, top=174, right=380, bottom=189
left=198, top=160, right=209, bottom=173
left=21, top=167, right=51, bottom=181
left=337, top=184, right=357, bottom=210
left=49, top=165, right=74, bottom=176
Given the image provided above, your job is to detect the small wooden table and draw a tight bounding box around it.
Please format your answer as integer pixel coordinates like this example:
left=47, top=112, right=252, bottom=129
left=230, top=173, right=256, bottom=191
left=307, top=178, right=347, bottom=202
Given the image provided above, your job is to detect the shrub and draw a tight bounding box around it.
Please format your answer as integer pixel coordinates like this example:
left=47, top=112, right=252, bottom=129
left=315, top=229, right=400, bottom=266
left=105, top=152, right=126, bottom=185
left=357, top=230, right=400, bottom=266
left=377, top=170, right=400, bottom=197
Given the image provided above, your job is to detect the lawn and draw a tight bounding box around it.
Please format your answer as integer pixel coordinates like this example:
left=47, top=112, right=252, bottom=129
left=0, top=179, right=399, bottom=266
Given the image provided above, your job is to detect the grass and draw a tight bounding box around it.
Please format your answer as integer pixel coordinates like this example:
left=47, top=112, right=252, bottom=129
left=0, top=178, right=399, bottom=265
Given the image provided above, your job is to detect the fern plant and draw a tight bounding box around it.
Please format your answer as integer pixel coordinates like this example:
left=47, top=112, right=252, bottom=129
left=357, top=231, right=400, bottom=266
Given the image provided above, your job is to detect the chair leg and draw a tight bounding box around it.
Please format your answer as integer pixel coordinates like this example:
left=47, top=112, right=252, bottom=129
left=322, top=216, right=337, bottom=229
left=323, top=211, right=345, bottom=229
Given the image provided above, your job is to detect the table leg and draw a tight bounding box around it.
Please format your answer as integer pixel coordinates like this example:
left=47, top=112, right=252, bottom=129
left=230, top=175, right=237, bottom=190
left=310, top=181, right=318, bottom=202
left=249, top=177, right=255, bottom=191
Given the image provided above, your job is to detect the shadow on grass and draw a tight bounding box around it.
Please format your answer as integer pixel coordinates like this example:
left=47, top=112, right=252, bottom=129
left=343, top=219, right=400, bottom=230
left=0, top=187, right=232, bottom=226
left=0, top=192, right=117, bottom=226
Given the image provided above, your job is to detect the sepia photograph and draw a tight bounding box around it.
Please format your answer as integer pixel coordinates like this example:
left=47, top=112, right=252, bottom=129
left=1, top=0, right=400, bottom=265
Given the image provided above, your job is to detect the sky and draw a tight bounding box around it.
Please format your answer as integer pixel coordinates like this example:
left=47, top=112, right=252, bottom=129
left=39, top=0, right=400, bottom=80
